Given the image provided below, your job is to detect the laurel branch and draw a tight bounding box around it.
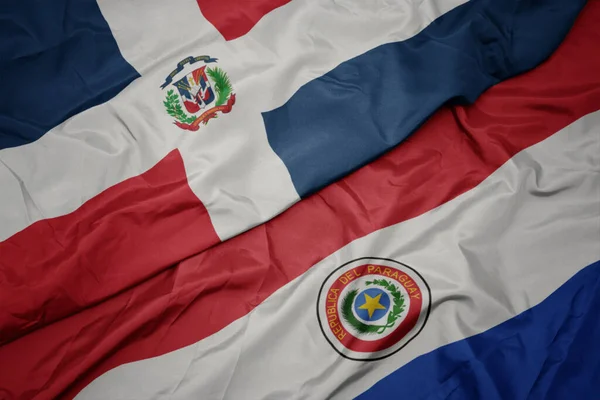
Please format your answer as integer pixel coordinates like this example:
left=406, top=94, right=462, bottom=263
left=340, top=280, right=405, bottom=335
left=163, top=89, right=197, bottom=124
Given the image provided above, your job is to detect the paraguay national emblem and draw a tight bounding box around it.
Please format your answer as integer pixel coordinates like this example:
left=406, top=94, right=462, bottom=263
left=317, top=257, right=431, bottom=361
left=160, top=55, right=235, bottom=131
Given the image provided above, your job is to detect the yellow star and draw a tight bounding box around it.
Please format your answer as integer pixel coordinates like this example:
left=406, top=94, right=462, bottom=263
left=358, top=293, right=386, bottom=319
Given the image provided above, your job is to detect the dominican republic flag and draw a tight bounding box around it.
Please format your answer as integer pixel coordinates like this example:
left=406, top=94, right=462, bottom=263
left=0, top=0, right=599, bottom=399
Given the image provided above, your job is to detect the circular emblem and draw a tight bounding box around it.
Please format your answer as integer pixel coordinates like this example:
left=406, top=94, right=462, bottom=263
left=317, top=257, right=431, bottom=361
left=160, top=55, right=235, bottom=131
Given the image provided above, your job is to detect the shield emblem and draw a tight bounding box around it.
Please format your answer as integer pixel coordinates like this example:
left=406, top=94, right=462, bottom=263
left=161, top=55, right=235, bottom=131
left=173, top=66, right=216, bottom=113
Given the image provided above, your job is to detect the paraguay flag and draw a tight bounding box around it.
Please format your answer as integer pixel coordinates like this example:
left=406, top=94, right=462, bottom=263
left=0, top=0, right=599, bottom=399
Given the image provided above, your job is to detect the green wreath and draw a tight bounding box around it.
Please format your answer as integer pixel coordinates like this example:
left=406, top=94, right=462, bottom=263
left=163, top=66, right=233, bottom=124
left=163, top=89, right=197, bottom=124
left=341, top=280, right=405, bottom=335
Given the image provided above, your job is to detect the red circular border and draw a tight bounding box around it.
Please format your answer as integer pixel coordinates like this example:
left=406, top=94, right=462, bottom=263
left=324, top=263, right=423, bottom=353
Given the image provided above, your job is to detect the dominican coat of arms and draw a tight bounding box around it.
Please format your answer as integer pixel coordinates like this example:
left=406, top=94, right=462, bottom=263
left=160, top=55, right=235, bottom=131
